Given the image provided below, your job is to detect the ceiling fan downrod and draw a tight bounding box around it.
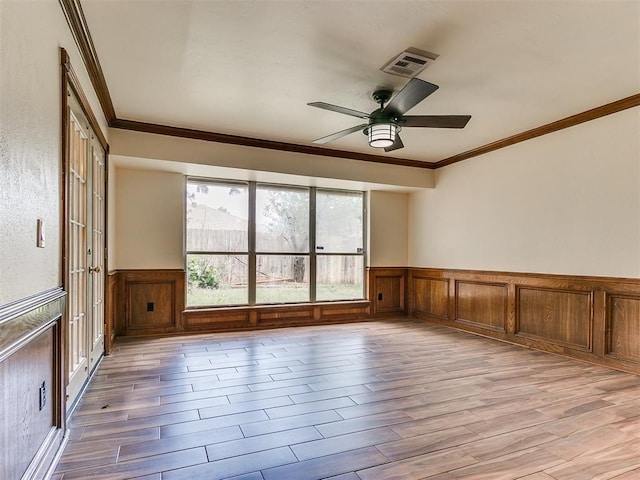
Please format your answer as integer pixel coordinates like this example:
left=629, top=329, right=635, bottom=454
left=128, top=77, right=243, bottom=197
left=372, top=89, right=393, bottom=109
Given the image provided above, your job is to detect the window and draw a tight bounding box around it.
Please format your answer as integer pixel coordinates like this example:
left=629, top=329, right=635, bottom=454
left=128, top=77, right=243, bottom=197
left=186, top=179, right=365, bottom=307
left=316, top=190, right=364, bottom=301
left=186, top=181, right=249, bottom=306
left=256, top=185, right=310, bottom=303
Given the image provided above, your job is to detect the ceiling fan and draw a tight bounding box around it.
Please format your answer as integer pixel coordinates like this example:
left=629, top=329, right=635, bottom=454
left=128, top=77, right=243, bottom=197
left=308, top=78, right=471, bottom=152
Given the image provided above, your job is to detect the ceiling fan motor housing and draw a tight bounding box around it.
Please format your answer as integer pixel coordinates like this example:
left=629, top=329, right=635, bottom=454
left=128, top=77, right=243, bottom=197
left=363, top=107, right=402, bottom=136
left=372, top=89, right=393, bottom=106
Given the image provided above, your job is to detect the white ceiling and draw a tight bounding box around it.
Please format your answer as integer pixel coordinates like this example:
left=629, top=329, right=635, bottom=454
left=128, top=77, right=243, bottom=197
left=82, top=0, right=640, bottom=165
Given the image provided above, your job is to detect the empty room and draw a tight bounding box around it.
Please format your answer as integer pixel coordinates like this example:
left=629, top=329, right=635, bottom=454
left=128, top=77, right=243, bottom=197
left=1, top=0, right=640, bottom=479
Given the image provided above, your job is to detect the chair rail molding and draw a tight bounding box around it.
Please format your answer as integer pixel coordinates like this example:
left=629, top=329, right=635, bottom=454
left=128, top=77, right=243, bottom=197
left=0, top=288, right=67, bottom=480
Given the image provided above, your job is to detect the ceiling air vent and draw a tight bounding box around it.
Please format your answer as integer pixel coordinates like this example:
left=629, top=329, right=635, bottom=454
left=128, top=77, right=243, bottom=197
left=381, top=48, right=439, bottom=78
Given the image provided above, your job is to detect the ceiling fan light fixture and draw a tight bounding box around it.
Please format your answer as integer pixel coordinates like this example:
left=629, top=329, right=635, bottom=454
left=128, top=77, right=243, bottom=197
left=368, top=123, right=397, bottom=148
left=309, top=78, right=470, bottom=151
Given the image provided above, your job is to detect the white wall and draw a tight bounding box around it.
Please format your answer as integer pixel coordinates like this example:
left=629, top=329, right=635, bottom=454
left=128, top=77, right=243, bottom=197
left=408, top=108, right=640, bottom=277
left=368, top=191, right=408, bottom=267
left=0, top=0, right=107, bottom=304
left=115, top=169, right=184, bottom=269
left=114, top=168, right=405, bottom=269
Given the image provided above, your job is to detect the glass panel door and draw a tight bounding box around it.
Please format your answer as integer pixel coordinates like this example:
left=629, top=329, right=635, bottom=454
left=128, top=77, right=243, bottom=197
left=66, top=105, right=90, bottom=406
left=65, top=91, right=106, bottom=409
left=88, top=137, right=105, bottom=372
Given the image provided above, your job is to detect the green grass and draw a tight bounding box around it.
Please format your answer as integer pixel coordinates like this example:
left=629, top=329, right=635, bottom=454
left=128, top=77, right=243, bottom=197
left=187, top=283, right=363, bottom=307
left=187, top=286, right=248, bottom=306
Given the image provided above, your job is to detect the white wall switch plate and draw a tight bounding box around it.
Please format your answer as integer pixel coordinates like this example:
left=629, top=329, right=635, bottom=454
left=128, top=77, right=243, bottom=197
left=37, top=219, right=45, bottom=248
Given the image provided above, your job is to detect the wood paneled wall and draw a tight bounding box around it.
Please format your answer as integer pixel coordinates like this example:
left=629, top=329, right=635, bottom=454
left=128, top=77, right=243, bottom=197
left=111, top=269, right=371, bottom=335
left=183, top=301, right=371, bottom=332
left=108, top=267, right=640, bottom=375
left=0, top=288, right=66, bottom=480
left=367, top=267, right=407, bottom=317
left=113, top=270, right=185, bottom=336
left=105, top=272, right=117, bottom=354
left=408, top=267, right=640, bottom=375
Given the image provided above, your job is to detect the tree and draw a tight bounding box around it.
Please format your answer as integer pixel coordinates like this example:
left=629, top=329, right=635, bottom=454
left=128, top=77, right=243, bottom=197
left=315, top=191, right=363, bottom=252
left=260, top=189, right=364, bottom=284
left=261, top=189, right=309, bottom=283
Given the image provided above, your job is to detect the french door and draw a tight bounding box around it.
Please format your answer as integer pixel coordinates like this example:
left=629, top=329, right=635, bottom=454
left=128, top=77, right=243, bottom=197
left=65, top=92, right=106, bottom=408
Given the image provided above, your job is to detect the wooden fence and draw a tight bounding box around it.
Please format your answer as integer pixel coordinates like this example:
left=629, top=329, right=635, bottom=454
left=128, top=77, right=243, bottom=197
left=187, top=229, right=361, bottom=285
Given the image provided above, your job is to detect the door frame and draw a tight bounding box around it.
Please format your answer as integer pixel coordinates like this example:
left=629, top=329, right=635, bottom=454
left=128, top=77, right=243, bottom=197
left=60, top=48, right=110, bottom=412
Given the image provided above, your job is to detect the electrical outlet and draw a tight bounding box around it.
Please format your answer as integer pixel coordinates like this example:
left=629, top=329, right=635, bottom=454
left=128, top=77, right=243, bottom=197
left=39, top=382, right=46, bottom=411
left=147, top=302, right=154, bottom=312
left=378, top=293, right=383, bottom=301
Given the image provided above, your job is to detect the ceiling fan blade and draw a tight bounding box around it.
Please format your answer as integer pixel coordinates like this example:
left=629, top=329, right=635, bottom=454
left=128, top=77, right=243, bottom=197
left=312, top=123, right=368, bottom=144
left=402, top=115, right=472, bottom=128
left=307, top=102, right=370, bottom=119
left=384, top=134, right=404, bottom=152
left=383, top=78, right=439, bottom=116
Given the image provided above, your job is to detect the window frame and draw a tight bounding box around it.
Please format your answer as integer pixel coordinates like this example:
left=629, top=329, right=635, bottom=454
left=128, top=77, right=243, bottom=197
left=185, top=179, right=250, bottom=307
left=314, top=188, right=367, bottom=302
left=255, top=182, right=312, bottom=304
left=185, top=177, right=366, bottom=307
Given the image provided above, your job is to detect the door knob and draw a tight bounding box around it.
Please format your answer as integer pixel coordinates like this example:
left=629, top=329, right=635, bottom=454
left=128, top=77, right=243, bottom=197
left=89, top=266, right=102, bottom=274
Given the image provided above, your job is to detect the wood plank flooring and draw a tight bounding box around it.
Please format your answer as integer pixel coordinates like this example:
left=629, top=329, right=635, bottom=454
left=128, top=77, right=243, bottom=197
left=54, top=319, right=640, bottom=479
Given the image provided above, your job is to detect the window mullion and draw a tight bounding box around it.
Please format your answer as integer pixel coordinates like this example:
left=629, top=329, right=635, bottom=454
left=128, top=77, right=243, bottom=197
left=362, top=190, right=368, bottom=299
left=248, top=182, right=256, bottom=305
left=309, top=187, right=317, bottom=303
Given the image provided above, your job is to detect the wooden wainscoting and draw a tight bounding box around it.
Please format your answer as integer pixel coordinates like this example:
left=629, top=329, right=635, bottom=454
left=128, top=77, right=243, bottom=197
left=408, top=273, right=449, bottom=320
left=108, top=267, right=640, bottom=374
left=606, top=286, right=640, bottom=365
left=409, top=268, right=640, bottom=374
left=113, top=269, right=371, bottom=335
left=0, top=288, right=66, bottom=480
left=105, top=272, right=117, bottom=354
left=114, top=270, right=185, bottom=336
left=367, top=267, right=407, bottom=317
left=456, top=280, right=508, bottom=333
left=517, top=286, right=592, bottom=351
left=183, top=301, right=371, bottom=333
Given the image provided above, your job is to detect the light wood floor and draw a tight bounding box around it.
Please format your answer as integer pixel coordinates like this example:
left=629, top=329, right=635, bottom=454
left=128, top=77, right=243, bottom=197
left=54, top=319, right=640, bottom=480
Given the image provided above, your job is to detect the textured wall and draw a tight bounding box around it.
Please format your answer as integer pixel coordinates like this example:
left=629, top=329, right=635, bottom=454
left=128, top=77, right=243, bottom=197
left=115, top=169, right=185, bottom=269
left=1, top=1, right=59, bottom=303
left=1, top=1, right=64, bottom=304
left=0, top=1, right=107, bottom=304
left=368, top=191, right=408, bottom=267
left=408, top=108, right=640, bottom=277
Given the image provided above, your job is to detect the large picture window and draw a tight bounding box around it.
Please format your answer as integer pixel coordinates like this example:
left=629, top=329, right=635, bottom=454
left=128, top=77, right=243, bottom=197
left=186, top=181, right=249, bottom=306
left=256, top=185, right=310, bottom=303
left=316, top=190, right=364, bottom=301
left=185, top=179, right=365, bottom=307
